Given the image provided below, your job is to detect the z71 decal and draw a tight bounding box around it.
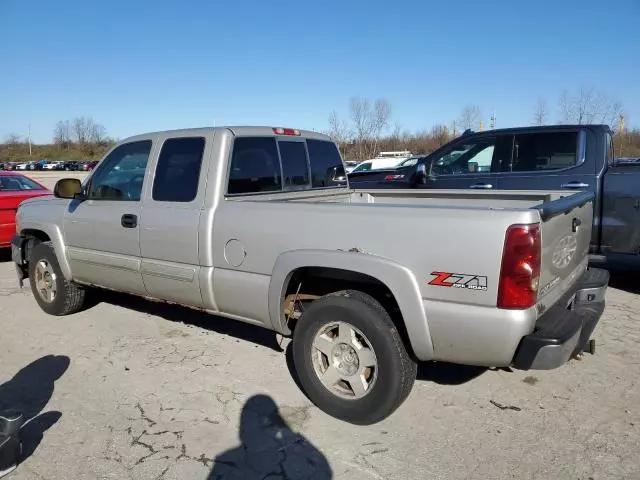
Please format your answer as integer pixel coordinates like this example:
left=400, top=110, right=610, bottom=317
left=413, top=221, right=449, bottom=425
left=428, top=271, right=488, bottom=291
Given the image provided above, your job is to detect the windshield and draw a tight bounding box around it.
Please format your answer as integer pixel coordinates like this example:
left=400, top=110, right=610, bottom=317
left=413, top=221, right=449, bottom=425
left=397, top=157, right=420, bottom=167
left=352, top=162, right=372, bottom=172
left=0, top=175, right=45, bottom=191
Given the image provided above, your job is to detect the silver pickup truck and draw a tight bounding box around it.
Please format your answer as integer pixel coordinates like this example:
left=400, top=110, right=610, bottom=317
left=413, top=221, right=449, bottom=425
left=11, top=126, right=609, bottom=425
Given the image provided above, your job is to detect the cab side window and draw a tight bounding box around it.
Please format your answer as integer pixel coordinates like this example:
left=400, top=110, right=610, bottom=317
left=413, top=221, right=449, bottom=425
left=431, top=137, right=508, bottom=175
left=152, top=137, right=205, bottom=202
left=507, top=132, right=578, bottom=172
left=87, top=140, right=152, bottom=201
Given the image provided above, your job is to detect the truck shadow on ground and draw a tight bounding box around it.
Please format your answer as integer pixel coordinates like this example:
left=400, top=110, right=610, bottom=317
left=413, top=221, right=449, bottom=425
left=607, top=270, right=640, bottom=295
left=0, top=355, right=69, bottom=463
left=91, top=290, right=284, bottom=352
left=208, top=394, right=332, bottom=479
left=0, top=250, right=10, bottom=263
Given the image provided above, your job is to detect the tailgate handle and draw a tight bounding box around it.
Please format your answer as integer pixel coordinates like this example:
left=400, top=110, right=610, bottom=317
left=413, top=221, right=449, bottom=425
left=572, top=217, right=581, bottom=232
left=561, top=182, right=589, bottom=189
left=470, top=183, right=493, bottom=189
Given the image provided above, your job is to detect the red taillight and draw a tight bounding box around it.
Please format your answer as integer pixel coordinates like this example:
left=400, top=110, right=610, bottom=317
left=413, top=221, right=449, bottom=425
left=272, top=127, right=301, bottom=136
left=497, top=223, right=541, bottom=309
left=384, top=174, right=405, bottom=181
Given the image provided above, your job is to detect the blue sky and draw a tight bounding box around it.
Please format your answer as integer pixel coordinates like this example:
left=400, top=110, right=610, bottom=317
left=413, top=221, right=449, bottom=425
left=1, top=0, right=638, bottom=143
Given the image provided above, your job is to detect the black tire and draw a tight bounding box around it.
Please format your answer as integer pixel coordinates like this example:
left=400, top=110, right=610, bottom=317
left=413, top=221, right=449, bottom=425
left=28, top=242, right=86, bottom=316
left=292, top=290, right=417, bottom=425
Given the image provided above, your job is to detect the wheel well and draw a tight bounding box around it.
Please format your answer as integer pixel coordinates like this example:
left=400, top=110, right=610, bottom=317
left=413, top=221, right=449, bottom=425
left=21, top=230, right=51, bottom=264
left=282, top=266, right=414, bottom=357
left=22, top=229, right=50, bottom=243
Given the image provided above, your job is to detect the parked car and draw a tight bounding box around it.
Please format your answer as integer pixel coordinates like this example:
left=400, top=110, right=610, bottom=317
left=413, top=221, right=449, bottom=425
left=350, top=157, right=405, bottom=173
left=343, top=160, right=358, bottom=173
left=0, top=172, right=51, bottom=248
left=81, top=160, right=99, bottom=171
left=62, top=161, right=81, bottom=171
left=11, top=126, right=608, bottom=425
left=43, top=161, right=64, bottom=170
left=347, top=124, right=640, bottom=270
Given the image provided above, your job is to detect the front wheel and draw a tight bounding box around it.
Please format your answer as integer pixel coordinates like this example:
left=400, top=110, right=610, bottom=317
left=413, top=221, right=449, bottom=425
left=28, top=242, right=87, bottom=316
left=292, top=290, right=417, bottom=425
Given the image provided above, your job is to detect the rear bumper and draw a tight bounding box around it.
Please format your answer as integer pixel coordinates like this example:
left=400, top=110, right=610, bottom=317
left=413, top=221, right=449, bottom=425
left=512, top=267, right=609, bottom=370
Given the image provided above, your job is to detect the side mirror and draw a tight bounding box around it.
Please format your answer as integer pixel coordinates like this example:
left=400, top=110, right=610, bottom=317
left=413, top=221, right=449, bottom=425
left=53, top=178, right=83, bottom=199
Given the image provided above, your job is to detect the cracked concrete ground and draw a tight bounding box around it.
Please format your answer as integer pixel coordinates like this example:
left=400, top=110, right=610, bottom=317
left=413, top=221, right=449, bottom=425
left=0, top=176, right=639, bottom=480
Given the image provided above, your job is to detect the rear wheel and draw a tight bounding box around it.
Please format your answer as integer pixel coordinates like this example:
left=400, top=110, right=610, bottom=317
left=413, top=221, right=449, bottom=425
left=292, top=290, right=417, bottom=425
left=28, top=242, right=86, bottom=316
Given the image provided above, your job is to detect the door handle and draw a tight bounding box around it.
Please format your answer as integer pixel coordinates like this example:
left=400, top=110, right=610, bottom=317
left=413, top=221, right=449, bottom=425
left=470, top=183, right=493, bottom=189
left=561, top=182, right=589, bottom=189
left=121, top=214, right=137, bottom=228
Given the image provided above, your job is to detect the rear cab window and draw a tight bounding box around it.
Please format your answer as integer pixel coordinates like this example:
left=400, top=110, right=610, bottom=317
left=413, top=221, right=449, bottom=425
left=226, top=134, right=345, bottom=195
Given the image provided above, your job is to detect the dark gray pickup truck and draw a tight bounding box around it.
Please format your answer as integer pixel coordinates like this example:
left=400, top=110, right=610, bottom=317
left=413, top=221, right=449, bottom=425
left=349, top=124, right=640, bottom=268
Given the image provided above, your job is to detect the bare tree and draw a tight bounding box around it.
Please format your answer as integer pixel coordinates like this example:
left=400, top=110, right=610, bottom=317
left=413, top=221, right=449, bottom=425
left=3, top=133, right=23, bottom=145
left=88, top=122, right=107, bottom=144
left=54, top=120, right=72, bottom=148
left=459, top=105, right=481, bottom=130
left=72, top=116, right=90, bottom=144
left=68, top=116, right=107, bottom=145
left=348, top=96, right=392, bottom=160
left=327, top=110, right=351, bottom=145
left=370, top=98, right=392, bottom=157
left=430, top=124, right=450, bottom=147
left=533, top=98, right=548, bottom=125
left=559, top=87, right=623, bottom=128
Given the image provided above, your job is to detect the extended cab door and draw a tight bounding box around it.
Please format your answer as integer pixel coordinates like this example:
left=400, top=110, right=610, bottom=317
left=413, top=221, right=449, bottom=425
left=421, top=134, right=511, bottom=190
left=139, top=133, right=211, bottom=307
left=496, top=129, right=594, bottom=193
left=63, top=139, right=153, bottom=294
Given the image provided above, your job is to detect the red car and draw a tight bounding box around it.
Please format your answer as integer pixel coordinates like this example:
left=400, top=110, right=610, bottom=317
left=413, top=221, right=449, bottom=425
left=0, top=172, right=51, bottom=248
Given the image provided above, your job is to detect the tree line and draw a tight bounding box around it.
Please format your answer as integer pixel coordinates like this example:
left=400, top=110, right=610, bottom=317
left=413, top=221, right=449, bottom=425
left=0, top=116, right=116, bottom=162
left=328, top=87, right=637, bottom=161
left=2, top=90, right=639, bottom=163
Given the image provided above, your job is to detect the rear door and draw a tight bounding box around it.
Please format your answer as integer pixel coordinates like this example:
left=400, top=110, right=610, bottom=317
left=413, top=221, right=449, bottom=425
left=496, top=129, right=594, bottom=192
left=421, top=134, right=511, bottom=190
left=139, top=133, right=211, bottom=307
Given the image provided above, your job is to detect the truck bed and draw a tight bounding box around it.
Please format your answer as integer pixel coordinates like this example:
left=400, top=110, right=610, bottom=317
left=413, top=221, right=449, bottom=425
left=232, top=187, right=591, bottom=220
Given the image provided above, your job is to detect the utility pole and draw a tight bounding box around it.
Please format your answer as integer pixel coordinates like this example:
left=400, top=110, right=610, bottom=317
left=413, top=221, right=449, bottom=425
left=28, top=124, right=32, bottom=157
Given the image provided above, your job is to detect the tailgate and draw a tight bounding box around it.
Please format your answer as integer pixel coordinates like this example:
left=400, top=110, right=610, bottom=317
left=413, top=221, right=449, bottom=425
left=535, top=191, right=594, bottom=305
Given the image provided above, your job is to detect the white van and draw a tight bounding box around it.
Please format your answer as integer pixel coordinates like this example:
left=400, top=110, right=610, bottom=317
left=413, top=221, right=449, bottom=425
left=351, top=157, right=405, bottom=173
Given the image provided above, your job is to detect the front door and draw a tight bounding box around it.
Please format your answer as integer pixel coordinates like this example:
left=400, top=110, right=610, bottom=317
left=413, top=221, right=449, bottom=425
left=63, top=139, right=154, bottom=294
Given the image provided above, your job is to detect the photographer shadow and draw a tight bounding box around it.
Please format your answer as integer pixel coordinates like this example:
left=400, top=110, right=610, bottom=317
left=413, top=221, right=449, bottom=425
left=0, top=355, right=69, bottom=462
left=208, top=394, right=332, bottom=480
